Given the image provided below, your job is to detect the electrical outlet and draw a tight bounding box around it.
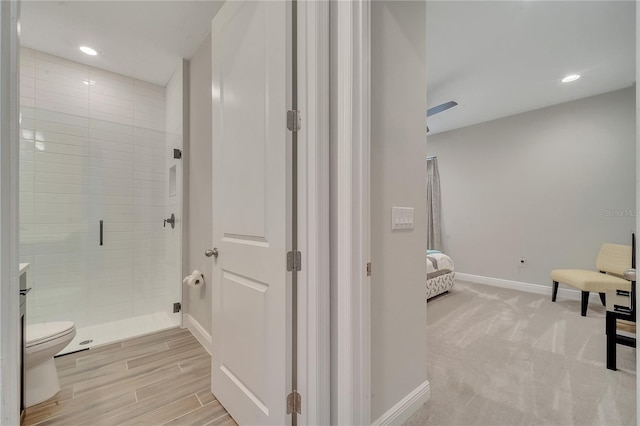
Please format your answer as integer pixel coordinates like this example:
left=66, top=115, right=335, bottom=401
left=519, top=258, right=527, bottom=267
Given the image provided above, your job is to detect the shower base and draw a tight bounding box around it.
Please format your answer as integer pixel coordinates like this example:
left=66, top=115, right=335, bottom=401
left=59, top=311, right=181, bottom=355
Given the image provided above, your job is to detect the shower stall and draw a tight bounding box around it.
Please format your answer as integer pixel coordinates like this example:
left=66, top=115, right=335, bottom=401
left=18, top=47, right=184, bottom=354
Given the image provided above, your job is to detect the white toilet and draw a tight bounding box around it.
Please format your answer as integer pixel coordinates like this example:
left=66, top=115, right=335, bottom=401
left=25, top=321, right=76, bottom=407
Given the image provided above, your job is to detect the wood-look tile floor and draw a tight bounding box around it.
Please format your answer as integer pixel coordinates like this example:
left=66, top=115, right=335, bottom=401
left=25, top=327, right=237, bottom=426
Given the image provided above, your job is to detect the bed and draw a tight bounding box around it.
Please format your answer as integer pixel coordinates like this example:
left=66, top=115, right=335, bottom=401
left=426, top=250, right=455, bottom=299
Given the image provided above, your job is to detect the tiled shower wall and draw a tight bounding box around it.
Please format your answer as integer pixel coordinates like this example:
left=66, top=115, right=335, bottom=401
left=19, top=47, right=180, bottom=329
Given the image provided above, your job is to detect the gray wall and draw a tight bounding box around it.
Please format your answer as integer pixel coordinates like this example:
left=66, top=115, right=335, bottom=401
left=184, top=34, right=212, bottom=333
left=428, top=87, right=636, bottom=286
left=371, top=1, right=428, bottom=420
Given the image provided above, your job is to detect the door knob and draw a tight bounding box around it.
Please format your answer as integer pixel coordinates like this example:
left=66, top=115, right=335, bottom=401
left=623, top=268, right=636, bottom=281
left=205, top=248, right=219, bottom=258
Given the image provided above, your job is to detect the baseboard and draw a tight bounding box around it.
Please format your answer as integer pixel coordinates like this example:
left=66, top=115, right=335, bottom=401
left=183, top=314, right=212, bottom=355
left=372, top=380, right=431, bottom=426
left=456, top=272, right=603, bottom=303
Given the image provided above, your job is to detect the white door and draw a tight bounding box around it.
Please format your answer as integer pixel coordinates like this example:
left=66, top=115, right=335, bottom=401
left=210, top=1, right=292, bottom=425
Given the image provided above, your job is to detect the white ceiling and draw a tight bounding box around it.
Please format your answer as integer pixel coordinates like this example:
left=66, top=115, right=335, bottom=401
left=20, top=1, right=224, bottom=86
left=426, top=1, right=636, bottom=135
left=20, top=1, right=636, bottom=124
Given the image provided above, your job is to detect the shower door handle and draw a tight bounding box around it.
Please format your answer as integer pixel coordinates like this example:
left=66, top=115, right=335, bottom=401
left=99, top=220, right=103, bottom=246
left=164, top=214, right=176, bottom=229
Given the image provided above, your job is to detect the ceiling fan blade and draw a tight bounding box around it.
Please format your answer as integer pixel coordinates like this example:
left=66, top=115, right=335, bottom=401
left=427, top=101, right=458, bottom=117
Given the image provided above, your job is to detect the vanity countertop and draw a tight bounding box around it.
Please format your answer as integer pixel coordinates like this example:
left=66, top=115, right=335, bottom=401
left=19, top=263, right=29, bottom=275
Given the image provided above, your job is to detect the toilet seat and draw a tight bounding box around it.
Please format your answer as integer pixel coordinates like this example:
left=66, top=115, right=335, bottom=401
left=26, top=321, right=75, bottom=348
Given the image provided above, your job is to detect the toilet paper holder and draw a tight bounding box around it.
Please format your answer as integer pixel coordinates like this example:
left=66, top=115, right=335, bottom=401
left=183, top=270, right=205, bottom=288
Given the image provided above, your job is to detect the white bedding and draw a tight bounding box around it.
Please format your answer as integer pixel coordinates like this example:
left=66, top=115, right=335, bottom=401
left=426, top=252, right=454, bottom=279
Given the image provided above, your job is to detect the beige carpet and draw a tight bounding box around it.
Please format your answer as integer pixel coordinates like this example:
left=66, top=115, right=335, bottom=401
left=405, top=280, right=636, bottom=425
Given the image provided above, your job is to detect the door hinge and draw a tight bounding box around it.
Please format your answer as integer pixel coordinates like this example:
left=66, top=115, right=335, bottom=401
left=366, top=262, right=372, bottom=277
left=287, top=110, right=301, bottom=132
left=287, top=251, right=302, bottom=272
left=173, top=148, right=182, bottom=159
left=173, top=302, right=181, bottom=313
left=287, top=390, right=301, bottom=415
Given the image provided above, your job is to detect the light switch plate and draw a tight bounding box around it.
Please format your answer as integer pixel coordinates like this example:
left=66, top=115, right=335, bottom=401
left=392, top=207, right=414, bottom=230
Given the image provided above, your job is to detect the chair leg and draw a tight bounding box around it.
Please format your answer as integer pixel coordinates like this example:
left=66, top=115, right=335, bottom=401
left=581, top=291, right=589, bottom=316
left=599, top=292, right=606, bottom=306
left=606, top=311, right=617, bottom=371
left=552, top=281, right=559, bottom=302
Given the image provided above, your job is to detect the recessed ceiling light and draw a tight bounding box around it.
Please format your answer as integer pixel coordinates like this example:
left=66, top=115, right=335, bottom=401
left=79, top=46, right=97, bottom=56
left=561, top=74, right=580, bottom=83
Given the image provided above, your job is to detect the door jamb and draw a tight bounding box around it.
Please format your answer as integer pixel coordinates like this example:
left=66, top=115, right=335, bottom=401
left=296, top=1, right=331, bottom=424
left=0, top=1, right=21, bottom=424
left=330, top=0, right=371, bottom=424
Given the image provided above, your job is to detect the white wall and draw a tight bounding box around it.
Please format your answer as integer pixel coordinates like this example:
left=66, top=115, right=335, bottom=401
left=19, top=48, right=176, bottom=327
left=184, top=34, right=212, bottom=334
left=428, top=87, right=636, bottom=286
left=370, top=1, right=428, bottom=421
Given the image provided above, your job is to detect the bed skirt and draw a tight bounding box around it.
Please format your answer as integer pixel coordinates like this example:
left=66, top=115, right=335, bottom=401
left=426, top=271, right=455, bottom=300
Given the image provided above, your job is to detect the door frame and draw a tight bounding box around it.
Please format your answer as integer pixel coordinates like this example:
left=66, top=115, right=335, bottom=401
left=296, top=1, right=331, bottom=425
left=330, top=0, right=371, bottom=424
left=0, top=0, right=21, bottom=424
left=636, top=1, right=640, bottom=421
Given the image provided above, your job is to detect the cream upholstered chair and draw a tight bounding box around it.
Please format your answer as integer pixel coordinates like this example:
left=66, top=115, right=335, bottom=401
left=551, top=243, right=632, bottom=316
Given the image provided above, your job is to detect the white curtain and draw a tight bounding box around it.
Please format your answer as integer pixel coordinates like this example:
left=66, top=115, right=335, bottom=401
left=426, top=157, right=442, bottom=250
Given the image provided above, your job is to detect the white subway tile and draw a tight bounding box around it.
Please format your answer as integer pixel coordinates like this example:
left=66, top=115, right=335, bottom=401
left=36, top=118, right=89, bottom=137
left=89, top=91, right=134, bottom=110
left=36, top=51, right=88, bottom=76
left=89, top=195, right=133, bottom=206
left=89, top=100, right=133, bottom=119
left=133, top=117, right=164, bottom=132
left=134, top=127, right=165, bottom=147
left=36, top=77, right=89, bottom=100
left=35, top=162, right=88, bottom=177
left=89, top=147, right=134, bottom=162
left=37, top=109, right=90, bottom=130
left=38, top=131, right=88, bottom=148
left=90, top=140, right=134, bottom=156
left=134, top=83, right=165, bottom=101
left=34, top=193, right=90, bottom=205
left=35, top=151, right=89, bottom=166
left=89, top=185, right=134, bottom=197
left=89, top=156, right=133, bottom=171
left=88, top=302, right=133, bottom=325
left=22, top=97, right=36, bottom=110
left=21, top=49, right=176, bottom=329
left=87, top=284, right=131, bottom=307
left=89, top=175, right=132, bottom=189
left=89, top=118, right=134, bottom=136
left=19, top=181, right=34, bottom=194
left=89, top=166, right=133, bottom=180
left=36, top=88, right=89, bottom=109
left=35, top=172, right=87, bottom=186
left=35, top=142, right=88, bottom=157
left=36, top=99, right=88, bottom=119
left=35, top=68, right=88, bottom=93
left=89, top=129, right=134, bottom=145
left=89, top=75, right=134, bottom=100
left=33, top=212, right=88, bottom=225
left=133, top=170, right=164, bottom=182
left=21, top=84, right=35, bottom=99
left=89, top=109, right=133, bottom=127
left=133, top=187, right=164, bottom=199
left=31, top=224, right=89, bottom=236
